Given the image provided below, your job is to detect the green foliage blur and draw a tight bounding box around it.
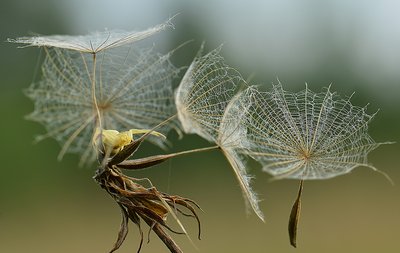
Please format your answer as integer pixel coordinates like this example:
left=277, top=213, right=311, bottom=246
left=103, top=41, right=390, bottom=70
left=1, top=1, right=399, bottom=252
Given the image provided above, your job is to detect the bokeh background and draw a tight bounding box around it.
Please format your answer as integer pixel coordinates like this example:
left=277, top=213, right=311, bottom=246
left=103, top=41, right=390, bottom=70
left=1, top=1, right=399, bottom=252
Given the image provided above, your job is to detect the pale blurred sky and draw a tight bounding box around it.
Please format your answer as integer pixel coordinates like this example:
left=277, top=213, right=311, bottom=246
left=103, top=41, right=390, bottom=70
left=50, top=0, right=400, bottom=103
left=6, top=0, right=399, bottom=104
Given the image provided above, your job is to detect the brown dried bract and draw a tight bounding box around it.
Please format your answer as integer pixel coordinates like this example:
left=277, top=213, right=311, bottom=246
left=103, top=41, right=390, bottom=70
left=93, top=134, right=201, bottom=253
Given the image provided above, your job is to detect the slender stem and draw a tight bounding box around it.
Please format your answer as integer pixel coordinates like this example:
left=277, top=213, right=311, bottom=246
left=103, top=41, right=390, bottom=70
left=91, top=53, right=102, bottom=130
left=116, top=145, right=220, bottom=170
left=135, top=114, right=178, bottom=143
left=166, top=145, right=220, bottom=157
left=142, top=217, right=183, bottom=253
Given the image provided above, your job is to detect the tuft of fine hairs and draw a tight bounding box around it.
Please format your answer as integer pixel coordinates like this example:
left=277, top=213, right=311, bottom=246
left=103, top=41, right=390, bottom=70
left=24, top=45, right=179, bottom=165
left=223, top=83, right=392, bottom=180
left=175, top=45, right=265, bottom=221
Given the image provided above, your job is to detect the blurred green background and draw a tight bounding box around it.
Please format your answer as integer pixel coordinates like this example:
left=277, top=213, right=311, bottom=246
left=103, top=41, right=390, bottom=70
left=1, top=0, right=399, bottom=252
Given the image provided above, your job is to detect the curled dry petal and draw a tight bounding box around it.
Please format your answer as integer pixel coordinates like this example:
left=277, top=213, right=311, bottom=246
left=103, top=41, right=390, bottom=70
left=109, top=205, right=129, bottom=253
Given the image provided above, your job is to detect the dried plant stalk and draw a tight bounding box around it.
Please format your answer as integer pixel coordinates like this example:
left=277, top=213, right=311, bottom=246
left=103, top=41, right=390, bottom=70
left=94, top=165, right=201, bottom=253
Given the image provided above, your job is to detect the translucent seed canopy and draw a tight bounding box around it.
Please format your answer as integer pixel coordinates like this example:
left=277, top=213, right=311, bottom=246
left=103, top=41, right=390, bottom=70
left=8, top=17, right=174, bottom=53
left=26, top=45, right=179, bottom=164
left=224, top=83, right=384, bottom=180
left=175, top=46, right=244, bottom=142
left=175, top=46, right=264, bottom=221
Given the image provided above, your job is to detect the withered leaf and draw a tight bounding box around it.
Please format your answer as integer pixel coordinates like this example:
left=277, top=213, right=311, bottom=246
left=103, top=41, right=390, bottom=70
left=140, top=198, right=169, bottom=218
left=166, top=198, right=202, bottom=240
left=109, top=205, right=129, bottom=253
left=288, top=180, right=304, bottom=248
left=126, top=209, right=144, bottom=253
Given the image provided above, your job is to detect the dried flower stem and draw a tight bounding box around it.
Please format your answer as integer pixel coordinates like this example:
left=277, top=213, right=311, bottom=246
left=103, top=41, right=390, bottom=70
left=143, top=219, right=183, bottom=253
left=116, top=145, right=220, bottom=170
left=88, top=53, right=104, bottom=132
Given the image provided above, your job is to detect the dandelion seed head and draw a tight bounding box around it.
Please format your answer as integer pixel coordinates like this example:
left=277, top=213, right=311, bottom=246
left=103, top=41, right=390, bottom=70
left=8, top=18, right=174, bottom=53
left=175, top=45, right=243, bottom=143
left=175, top=46, right=264, bottom=221
left=224, top=83, right=386, bottom=180
left=26, top=45, right=179, bottom=164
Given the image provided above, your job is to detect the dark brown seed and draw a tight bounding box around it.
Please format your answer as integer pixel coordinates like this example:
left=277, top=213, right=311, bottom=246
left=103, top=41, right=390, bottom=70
left=288, top=180, right=304, bottom=248
left=109, top=205, right=129, bottom=253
